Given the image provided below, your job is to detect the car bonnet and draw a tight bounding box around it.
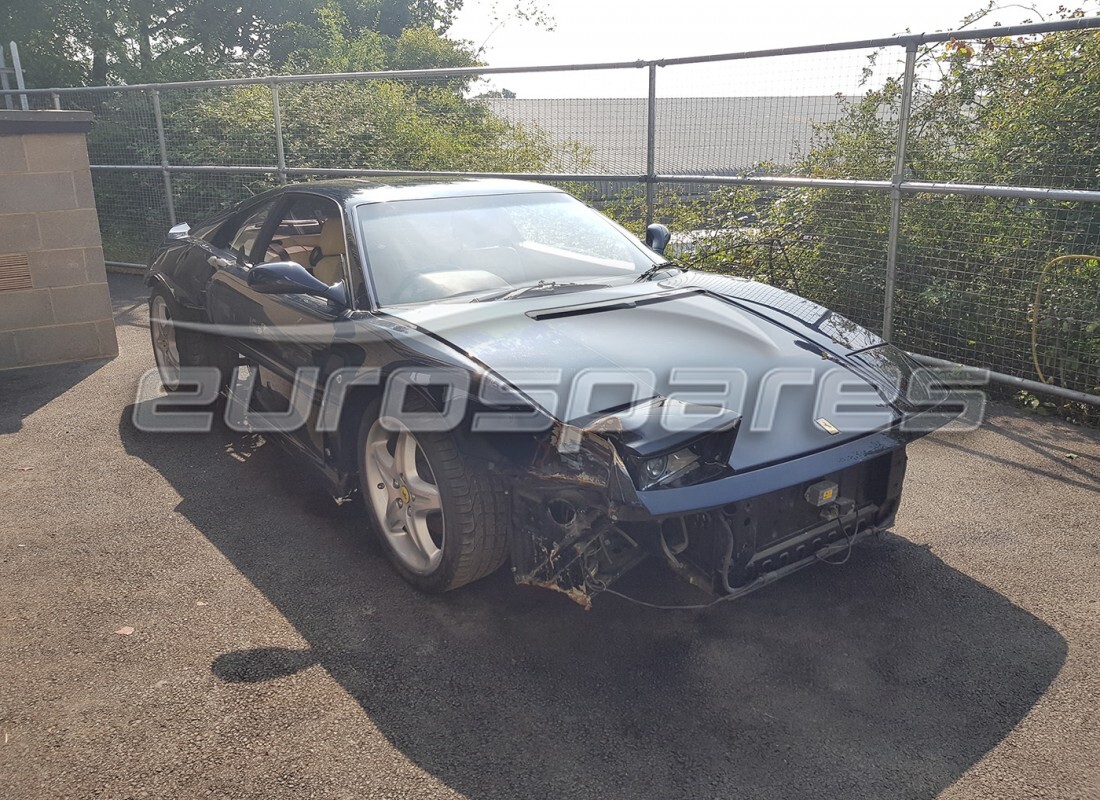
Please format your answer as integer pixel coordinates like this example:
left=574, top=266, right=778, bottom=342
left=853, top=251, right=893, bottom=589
left=386, top=283, right=899, bottom=471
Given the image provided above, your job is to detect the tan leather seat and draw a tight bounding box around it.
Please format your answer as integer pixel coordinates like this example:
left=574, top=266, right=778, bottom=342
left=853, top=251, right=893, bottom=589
left=311, top=219, right=346, bottom=285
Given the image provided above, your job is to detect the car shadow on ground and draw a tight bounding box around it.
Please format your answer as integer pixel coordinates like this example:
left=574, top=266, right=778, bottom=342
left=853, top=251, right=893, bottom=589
left=120, top=402, right=1067, bottom=800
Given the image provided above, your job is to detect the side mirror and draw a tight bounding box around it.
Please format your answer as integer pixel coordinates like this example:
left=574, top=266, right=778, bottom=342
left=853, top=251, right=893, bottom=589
left=247, top=261, right=347, bottom=306
left=645, top=223, right=671, bottom=255
left=167, top=222, right=191, bottom=240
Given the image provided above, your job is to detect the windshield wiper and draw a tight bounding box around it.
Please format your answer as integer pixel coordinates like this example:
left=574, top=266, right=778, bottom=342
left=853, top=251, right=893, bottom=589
left=634, top=261, right=683, bottom=283
left=474, top=280, right=608, bottom=302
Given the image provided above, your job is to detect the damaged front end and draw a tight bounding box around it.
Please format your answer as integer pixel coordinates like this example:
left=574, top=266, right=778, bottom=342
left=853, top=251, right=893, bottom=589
left=509, top=421, right=650, bottom=611
left=509, top=397, right=911, bottom=609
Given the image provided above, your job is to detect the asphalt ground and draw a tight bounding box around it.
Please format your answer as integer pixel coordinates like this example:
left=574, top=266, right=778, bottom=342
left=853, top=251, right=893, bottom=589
left=1, top=273, right=1098, bottom=800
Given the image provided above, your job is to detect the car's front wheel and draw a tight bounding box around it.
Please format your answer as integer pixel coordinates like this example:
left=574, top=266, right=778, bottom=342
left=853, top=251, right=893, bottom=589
left=357, top=398, right=509, bottom=592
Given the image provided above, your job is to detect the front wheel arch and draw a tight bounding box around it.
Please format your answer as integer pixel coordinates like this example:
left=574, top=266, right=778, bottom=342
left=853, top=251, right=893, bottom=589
left=331, top=372, right=519, bottom=479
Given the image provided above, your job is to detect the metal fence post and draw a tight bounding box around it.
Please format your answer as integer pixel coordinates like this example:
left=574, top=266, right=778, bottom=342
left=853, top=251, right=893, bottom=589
left=883, top=40, right=917, bottom=341
left=0, top=46, right=12, bottom=110
left=51, top=93, right=60, bottom=110
left=9, top=42, right=28, bottom=111
left=645, top=62, right=657, bottom=227
left=151, top=89, right=177, bottom=227
left=272, top=81, right=287, bottom=185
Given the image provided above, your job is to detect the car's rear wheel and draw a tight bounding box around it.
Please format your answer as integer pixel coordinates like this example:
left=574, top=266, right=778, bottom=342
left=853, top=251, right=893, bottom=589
left=357, top=397, right=509, bottom=592
left=149, top=286, right=236, bottom=395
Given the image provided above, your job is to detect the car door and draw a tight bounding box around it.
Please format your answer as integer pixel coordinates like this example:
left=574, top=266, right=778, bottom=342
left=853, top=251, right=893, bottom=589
left=205, top=192, right=354, bottom=459
left=197, top=196, right=277, bottom=359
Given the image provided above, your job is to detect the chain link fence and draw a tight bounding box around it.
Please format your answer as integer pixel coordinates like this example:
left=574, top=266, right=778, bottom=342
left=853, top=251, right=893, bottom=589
left=5, top=17, right=1099, bottom=404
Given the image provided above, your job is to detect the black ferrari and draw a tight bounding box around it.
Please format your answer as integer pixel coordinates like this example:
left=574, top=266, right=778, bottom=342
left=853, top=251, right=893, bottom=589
left=144, top=178, right=963, bottom=608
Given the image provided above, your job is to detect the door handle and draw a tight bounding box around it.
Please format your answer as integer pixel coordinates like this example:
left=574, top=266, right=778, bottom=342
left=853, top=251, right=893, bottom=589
left=207, top=255, right=234, bottom=269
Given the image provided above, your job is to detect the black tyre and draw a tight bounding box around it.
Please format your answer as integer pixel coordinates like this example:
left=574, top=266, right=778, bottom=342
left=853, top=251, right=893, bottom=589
left=148, top=286, right=236, bottom=395
left=357, top=396, right=510, bottom=592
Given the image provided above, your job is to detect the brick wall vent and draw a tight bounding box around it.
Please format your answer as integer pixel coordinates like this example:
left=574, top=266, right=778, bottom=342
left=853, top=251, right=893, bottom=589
left=0, top=253, right=32, bottom=292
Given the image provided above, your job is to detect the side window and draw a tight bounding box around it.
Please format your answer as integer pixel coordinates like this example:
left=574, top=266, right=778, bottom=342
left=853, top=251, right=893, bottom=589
left=227, top=202, right=275, bottom=264
left=263, top=195, right=349, bottom=291
left=190, top=218, right=223, bottom=243
left=263, top=196, right=333, bottom=267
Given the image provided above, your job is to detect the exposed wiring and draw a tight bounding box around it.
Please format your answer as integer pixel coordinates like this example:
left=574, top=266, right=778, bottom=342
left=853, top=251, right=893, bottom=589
left=1031, top=254, right=1098, bottom=386
left=595, top=583, right=742, bottom=611
left=593, top=503, right=877, bottom=610
left=815, top=505, right=860, bottom=566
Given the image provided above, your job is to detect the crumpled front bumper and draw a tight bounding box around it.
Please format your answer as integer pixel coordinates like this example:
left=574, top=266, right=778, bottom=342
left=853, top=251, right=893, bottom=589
left=507, top=407, right=953, bottom=608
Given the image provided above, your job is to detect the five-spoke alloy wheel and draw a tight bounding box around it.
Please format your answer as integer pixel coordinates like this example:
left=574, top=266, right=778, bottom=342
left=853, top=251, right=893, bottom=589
left=150, top=293, right=183, bottom=390
left=356, top=396, right=510, bottom=592
left=363, top=416, right=446, bottom=575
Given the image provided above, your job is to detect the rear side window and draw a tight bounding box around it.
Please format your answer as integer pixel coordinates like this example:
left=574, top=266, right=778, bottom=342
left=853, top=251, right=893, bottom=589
left=189, top=218, right=222, bottom=243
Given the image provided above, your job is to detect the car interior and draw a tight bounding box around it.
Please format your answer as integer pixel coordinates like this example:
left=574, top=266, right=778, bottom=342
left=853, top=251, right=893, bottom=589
left=261, top=197, right=347, bottom=286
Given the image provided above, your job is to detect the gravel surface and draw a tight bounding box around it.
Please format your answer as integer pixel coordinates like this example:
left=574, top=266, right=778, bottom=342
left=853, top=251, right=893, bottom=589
left=1, top=273, right=1097, bottom=800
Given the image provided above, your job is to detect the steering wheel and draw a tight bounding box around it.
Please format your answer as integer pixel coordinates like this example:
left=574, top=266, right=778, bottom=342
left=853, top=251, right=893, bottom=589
left=393, top=266, right=450, bottom=303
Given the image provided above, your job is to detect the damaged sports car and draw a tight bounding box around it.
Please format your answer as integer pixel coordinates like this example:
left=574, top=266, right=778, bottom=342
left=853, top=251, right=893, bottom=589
left=145, top=178, right=964, bottom=608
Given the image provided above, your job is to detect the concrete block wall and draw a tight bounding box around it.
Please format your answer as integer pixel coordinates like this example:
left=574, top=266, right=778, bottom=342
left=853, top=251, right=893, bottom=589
left=0, top=111, right=118, bottom=370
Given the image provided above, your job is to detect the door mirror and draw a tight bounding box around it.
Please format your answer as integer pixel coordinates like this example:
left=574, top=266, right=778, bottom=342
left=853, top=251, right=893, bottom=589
left=645, top=223, right=671, bottom=255
left=247, top=261, right=347, bottom=306
left=167, top=222, right=191, bottom=240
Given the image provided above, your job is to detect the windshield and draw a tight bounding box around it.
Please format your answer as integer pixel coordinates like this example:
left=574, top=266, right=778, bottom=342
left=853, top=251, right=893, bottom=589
left=355, top=192, right=663, bottom=306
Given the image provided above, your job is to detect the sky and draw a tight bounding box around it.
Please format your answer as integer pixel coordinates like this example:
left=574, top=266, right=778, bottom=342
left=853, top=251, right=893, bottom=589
left=448, top=0, right=1082, bottom=97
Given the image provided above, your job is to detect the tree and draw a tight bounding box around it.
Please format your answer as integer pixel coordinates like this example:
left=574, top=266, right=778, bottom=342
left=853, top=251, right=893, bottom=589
left=0, top=0, right=471, bottom=87
left=58, top=0, right=559, bottom=265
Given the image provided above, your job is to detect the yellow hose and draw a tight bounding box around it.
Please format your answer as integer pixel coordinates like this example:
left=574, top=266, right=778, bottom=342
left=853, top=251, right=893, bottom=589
left=1031, top=254, right=1099, bottom=385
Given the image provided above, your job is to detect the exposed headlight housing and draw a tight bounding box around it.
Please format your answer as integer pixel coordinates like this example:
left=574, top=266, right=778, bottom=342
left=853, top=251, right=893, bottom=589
left=634, top=448, right=700, bottom=490
left=642, top=455, right=668, bottom=483
left=579, top=397, right=740, bottom=491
